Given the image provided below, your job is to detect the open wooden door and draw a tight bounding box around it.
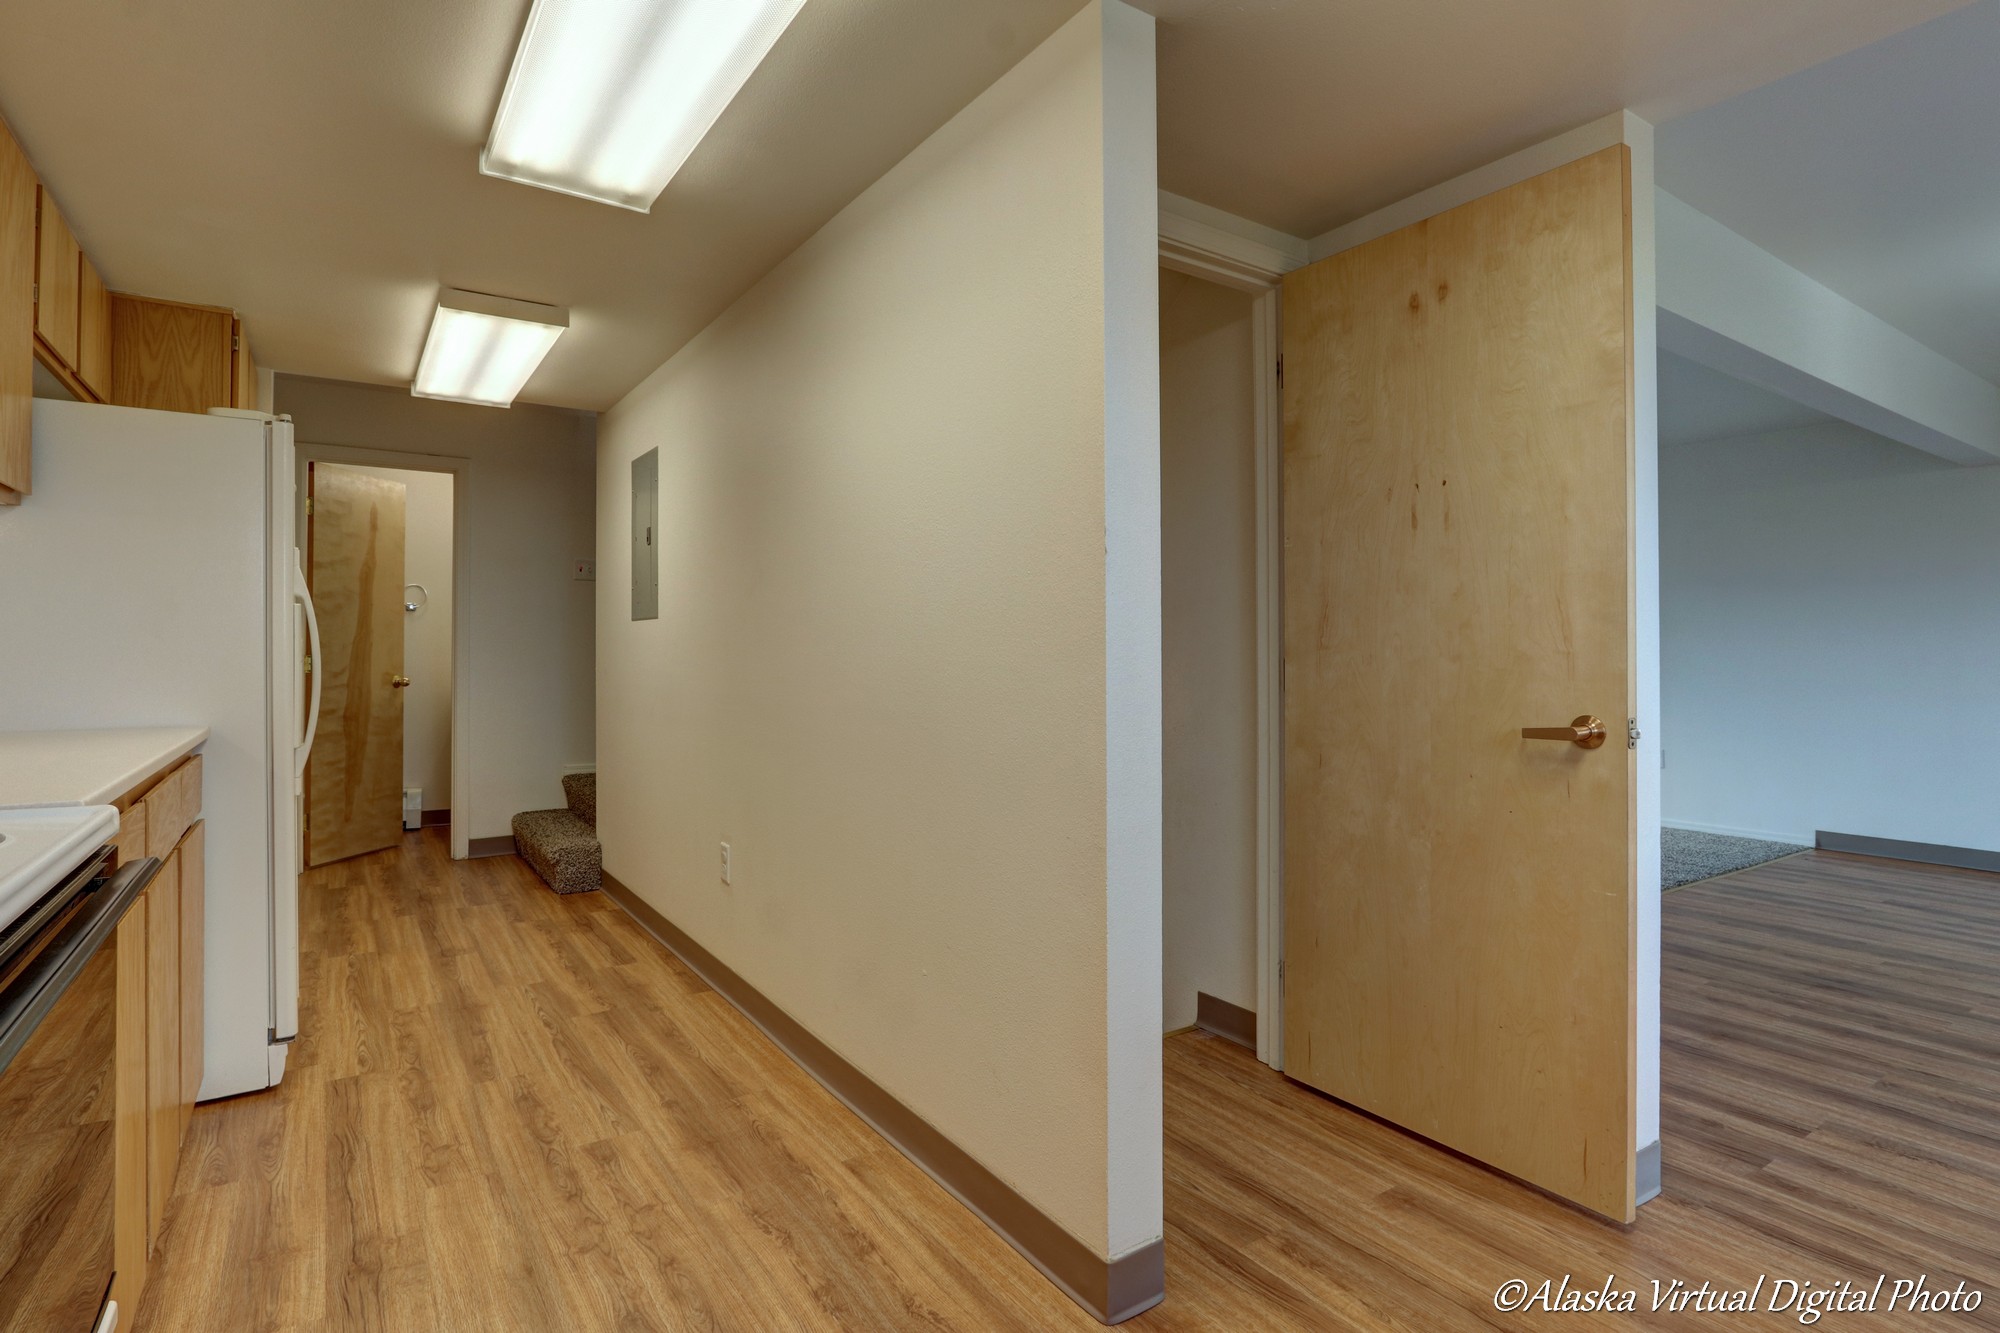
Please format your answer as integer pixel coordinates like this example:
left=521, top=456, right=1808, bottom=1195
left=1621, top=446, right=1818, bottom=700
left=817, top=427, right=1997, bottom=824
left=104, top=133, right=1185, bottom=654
left=305, top=463, right=407, bottom=867
left=1281, top=147, right=1637, bottom=1220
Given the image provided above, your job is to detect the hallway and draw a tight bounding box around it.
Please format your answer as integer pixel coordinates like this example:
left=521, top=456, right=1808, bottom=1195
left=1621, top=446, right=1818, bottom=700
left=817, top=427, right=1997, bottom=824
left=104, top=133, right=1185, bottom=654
left=134, top=833, right=2000, bottom=1330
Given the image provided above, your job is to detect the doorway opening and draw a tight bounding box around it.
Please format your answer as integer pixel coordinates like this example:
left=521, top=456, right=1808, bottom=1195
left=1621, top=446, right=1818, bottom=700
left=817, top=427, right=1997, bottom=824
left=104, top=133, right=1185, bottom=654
left=1157, top=252, right=1286, bottom=1067
left=299, top=450, right=466, bottom=863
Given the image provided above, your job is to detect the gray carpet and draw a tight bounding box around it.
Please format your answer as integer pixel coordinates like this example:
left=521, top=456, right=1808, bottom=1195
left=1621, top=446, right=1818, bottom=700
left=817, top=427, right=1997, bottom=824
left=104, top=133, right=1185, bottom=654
left=1663, top=827, right=1807, bottom=889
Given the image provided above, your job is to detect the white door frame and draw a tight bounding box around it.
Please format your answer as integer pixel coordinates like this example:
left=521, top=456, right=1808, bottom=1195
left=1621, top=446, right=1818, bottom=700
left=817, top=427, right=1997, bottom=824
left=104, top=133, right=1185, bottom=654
left=296, top=441, right=475, bottom=861
left=1159, top=201, right=1300, bottom=1068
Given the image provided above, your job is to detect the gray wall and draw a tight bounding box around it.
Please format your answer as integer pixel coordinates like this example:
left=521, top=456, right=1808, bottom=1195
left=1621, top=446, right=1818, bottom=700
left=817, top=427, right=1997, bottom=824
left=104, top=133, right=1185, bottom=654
left=1663, top=419, right=2000, bottom=849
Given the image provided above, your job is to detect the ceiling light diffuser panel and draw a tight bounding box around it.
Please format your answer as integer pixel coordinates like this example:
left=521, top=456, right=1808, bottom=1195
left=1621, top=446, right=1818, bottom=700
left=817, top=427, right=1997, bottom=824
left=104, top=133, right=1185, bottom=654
left=482, top=0, right=809, bottom=212
left=412, top=289, right=570, bottom=408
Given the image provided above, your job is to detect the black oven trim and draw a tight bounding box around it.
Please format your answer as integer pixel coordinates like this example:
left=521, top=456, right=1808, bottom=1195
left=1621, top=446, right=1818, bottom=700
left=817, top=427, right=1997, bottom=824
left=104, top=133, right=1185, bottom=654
left=0, top=852, right=159, bottom=1076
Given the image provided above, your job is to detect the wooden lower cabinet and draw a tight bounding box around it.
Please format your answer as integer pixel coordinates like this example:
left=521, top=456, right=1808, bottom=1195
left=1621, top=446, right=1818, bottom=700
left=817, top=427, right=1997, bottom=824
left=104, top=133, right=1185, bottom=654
left=179, top=821, right=205, bottom=1133
left=111, top=894, right=151, bottom=1315
left=145, top=849, right=182, bottom=1248
left=111, top=755, right=206, bottom=1311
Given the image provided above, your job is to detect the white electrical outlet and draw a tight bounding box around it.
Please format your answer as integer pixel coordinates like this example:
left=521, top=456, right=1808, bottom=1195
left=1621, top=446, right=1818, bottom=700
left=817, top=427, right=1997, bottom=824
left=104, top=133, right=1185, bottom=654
left=720, top=841, right=732, bottom=885
left=573, top=558, right=596, bottom=582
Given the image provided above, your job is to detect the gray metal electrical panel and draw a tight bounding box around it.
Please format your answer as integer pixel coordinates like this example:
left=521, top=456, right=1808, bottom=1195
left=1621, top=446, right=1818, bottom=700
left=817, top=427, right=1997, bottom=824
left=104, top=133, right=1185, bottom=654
left=631, top=447, right=659, bottom=621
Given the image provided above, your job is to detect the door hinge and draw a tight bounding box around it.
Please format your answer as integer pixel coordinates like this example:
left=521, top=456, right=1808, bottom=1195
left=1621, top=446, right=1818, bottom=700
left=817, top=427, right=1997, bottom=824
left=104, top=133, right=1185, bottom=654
left=31, top=281, right=38, bottom=305
left=1627, top=718, right=1641, bottom=750
left=304, top=496, right=313, bottom=515
left=303, top=654, right=313, bottom=675
left=1276, top=355, right=1284, bottom=386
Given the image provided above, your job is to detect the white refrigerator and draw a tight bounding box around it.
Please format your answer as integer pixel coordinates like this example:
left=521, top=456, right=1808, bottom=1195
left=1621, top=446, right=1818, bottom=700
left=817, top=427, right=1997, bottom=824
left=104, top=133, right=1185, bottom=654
left=0, top=399, right=316, bottom=1099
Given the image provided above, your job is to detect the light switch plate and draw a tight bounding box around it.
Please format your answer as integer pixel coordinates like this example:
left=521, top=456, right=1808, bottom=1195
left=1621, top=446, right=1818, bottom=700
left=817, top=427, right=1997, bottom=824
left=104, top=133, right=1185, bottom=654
left=573, top=558, right=595, bottom=582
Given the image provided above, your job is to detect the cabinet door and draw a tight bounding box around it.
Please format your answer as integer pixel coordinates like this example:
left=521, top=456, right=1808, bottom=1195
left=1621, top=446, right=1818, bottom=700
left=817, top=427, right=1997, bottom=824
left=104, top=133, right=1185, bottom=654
left=112, top=888, right=150, bottom=1313
left=110, top=294, right=232, bottom=414
left=145, top=848, right=181, bottom=1251
left=231, top=316, right=257, bottom=409
left=179, top=820, right=205, bottom=1126
left=0, top=119, right=32, bottom=504
left=33, top=185, right=79, bottom=371
left=77, top=253, right=110, bottom=400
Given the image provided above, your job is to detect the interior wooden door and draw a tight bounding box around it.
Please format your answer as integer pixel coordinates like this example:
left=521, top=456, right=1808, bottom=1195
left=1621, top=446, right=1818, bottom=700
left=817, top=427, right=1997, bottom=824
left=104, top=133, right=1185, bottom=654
left=305, top=463, right=407, bottom=867
left=1281, top=146, right=1637, bottom=1220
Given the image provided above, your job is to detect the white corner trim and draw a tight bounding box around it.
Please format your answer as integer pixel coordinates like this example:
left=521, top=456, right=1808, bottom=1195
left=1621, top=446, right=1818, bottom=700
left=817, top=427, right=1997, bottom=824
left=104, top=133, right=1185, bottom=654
left=1159, top=191, right=1308, bottom=290
left=1307, top=110, right=1645, bottom=262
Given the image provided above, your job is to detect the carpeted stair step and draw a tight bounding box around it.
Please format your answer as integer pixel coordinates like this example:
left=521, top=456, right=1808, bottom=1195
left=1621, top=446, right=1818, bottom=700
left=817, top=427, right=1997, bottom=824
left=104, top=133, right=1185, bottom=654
left=513, top=771, right=600, bottom=895
left=564, top=771, right=596, bottom=826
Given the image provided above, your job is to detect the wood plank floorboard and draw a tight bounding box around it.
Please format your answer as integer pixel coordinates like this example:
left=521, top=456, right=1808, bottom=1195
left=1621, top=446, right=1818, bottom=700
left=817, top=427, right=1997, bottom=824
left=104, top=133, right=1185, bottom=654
left=134, top=837, right=1998, bottom=1329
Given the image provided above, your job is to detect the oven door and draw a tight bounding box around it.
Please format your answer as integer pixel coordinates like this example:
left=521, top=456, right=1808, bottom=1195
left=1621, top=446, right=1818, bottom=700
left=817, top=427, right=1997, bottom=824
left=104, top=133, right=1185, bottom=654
left=0, top=852, right=155, bottom=1333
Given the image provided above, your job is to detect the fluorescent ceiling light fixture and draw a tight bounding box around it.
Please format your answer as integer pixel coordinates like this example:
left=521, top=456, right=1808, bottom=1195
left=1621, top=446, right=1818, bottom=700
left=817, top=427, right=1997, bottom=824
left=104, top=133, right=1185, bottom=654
left=481, top=0, right=809, bottom=212
left=411, top=289, right=569, bottom=408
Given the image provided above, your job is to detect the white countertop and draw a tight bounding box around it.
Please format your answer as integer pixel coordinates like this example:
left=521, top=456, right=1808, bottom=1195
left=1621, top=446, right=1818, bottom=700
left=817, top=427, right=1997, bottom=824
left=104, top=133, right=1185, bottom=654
left=0, top=804, right=121, bottom=936
left=0, top=728, right=209, bottom=809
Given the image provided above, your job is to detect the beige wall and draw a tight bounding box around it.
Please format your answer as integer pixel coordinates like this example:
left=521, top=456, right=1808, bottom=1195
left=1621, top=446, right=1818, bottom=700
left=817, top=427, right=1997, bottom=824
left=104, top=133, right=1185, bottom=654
left=596, top=1, right=1159, bottom=1261
left=278, top=374, right=596, bottom=844
left=1159, top=270, right=1258, bottom=1032
left=344, top=464, right=454, bottom=811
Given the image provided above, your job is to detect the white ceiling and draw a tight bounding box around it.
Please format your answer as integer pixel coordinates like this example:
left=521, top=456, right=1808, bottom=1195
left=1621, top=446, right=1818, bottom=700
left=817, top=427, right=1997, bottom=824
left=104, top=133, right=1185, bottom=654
left=1658, top=352, right=1831, bottom=449
left=0, top=0, right=1087, bottom=412
left=1657, top=1, right=2000, bottom=385
left=0, top=0, right=1975, bottom=410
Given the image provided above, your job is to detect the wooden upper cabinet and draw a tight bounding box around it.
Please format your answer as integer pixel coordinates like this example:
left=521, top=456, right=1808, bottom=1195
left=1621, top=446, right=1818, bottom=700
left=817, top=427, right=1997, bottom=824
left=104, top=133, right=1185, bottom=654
left=78, top=253, right=111, bottom=399
left=34, top=185, right=80, bottom=372
left=0, top=118, right=33, bottom=504
left=231, top=316, right=257, bottom=410
left=111, top=293, right=233, bottom=414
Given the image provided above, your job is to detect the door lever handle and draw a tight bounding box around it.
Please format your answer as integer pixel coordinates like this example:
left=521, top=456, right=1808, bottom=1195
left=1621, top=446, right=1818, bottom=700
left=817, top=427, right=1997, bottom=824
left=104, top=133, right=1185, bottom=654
left=390, top=676, right=412, bottom=688
left=1521, top=715, right=1606, bottom=749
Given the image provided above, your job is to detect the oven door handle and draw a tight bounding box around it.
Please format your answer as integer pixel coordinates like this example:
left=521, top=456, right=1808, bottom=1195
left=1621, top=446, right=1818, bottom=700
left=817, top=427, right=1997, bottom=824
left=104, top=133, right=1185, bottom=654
left=0, top=855, right=158, bottom=1079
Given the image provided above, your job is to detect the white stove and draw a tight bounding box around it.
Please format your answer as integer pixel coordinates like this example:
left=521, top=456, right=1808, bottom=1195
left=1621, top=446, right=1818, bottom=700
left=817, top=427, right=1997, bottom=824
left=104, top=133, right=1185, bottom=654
left=0, top=805, right=120, bottom=938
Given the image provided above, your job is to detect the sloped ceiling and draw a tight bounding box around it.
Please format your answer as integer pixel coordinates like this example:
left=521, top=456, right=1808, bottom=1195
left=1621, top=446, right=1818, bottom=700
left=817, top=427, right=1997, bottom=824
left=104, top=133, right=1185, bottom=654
left=1659, top=0, right=2000, bottom=384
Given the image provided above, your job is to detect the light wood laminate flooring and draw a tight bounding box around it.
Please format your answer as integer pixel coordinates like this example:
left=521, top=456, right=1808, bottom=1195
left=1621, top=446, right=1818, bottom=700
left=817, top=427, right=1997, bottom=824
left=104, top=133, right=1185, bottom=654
left=134, top=837, right=1999, bottom=1329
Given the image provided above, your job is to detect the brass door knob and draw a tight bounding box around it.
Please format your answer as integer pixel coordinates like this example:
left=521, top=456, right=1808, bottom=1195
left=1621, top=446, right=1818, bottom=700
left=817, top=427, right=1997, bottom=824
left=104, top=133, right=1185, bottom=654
left=390, top=675, right=412, bottom=688
left=1521, top=715, right=1605, bottom=749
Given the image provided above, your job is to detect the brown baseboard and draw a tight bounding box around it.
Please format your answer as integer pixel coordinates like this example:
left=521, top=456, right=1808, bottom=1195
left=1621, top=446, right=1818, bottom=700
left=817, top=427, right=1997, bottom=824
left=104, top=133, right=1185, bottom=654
left=1194, top=992, right=1256, bottom=1050
left=601, top=870, right=1165, bottom=1324
left=422, top=808, right=451, bottom=828
left=1816, top=829, right=2000, bottom=874
left=466, top=835, right=517, bottom=859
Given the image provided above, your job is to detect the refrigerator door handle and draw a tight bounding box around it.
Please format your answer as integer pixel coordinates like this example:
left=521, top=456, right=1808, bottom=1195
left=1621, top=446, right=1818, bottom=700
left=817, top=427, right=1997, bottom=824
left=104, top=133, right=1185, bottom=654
left=294, top=553, right=322, bottom=776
